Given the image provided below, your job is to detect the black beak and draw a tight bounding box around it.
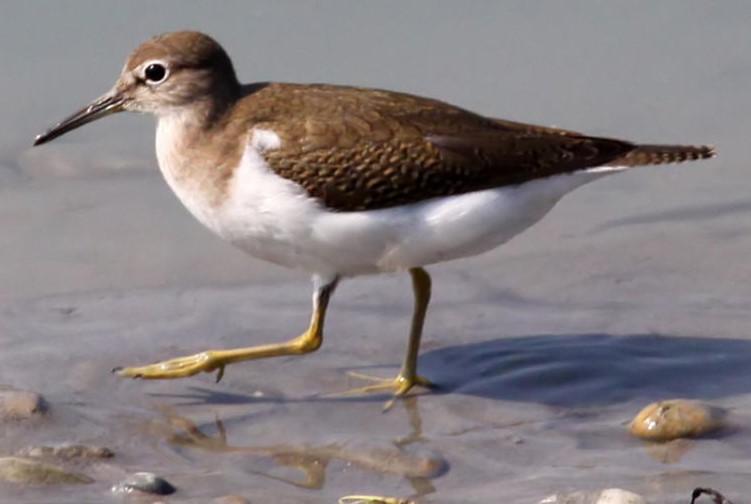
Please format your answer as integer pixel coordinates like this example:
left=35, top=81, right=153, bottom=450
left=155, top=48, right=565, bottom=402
left=33, top=89, right=125, bottom=146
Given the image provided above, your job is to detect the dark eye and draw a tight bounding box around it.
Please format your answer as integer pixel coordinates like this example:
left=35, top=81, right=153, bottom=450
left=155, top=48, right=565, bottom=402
left=144, top=63, right=167, bottom=83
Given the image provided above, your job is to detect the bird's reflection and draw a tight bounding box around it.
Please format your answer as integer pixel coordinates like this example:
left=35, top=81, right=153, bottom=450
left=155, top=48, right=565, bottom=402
left=153, top=396, right=446, bottom=496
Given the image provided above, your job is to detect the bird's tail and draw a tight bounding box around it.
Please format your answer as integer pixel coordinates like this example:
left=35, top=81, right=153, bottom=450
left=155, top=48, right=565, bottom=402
left=607, top=144, right=716, bottom=167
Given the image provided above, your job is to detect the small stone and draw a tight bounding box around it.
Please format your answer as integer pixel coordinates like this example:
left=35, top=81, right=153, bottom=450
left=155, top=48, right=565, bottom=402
left=539, top=489, right=646, bottom=504
left=19, top=443, right=114, bottom=460
left=597, top=489, right=647, bottom=504
left=112, top=472, right=176, bottom=496
left=0, top=457, right=92, bottom=484
left=0, top=386, right=48, bottom=420
left=629, top=399, right=727, bottom=441
left=213, top=496, right=251, bottom=504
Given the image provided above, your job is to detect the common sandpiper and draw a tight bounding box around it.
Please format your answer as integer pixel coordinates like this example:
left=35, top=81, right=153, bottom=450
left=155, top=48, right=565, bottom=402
left=34, top=31, right=715, bottom=403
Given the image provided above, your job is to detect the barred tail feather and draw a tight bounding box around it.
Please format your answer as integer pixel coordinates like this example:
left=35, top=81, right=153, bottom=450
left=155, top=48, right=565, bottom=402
left=607, top=144, right=716, bottom=167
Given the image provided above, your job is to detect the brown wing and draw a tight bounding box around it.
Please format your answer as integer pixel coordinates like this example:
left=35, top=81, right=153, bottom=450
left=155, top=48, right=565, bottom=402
left=238, top=83, right=636, bottom=211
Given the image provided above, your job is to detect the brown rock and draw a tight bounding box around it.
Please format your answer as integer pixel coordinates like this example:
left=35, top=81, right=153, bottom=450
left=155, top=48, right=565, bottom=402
left=19, top=443, right=114, bottom=460
left=0, top=457, right=92, bottom=484
left=629, top=399, right=727, bottom=442
left=0, top=386, right=48, bottom=420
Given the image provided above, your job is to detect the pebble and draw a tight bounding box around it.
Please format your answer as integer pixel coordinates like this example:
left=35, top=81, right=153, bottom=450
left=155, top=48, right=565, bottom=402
left=629, top=399, right=727, bottom=441
left=597, top=489, right=647, bottom=504
left=0, top=457, right=92, bottom=484
left=540, top=489, right=646, bottom=504
left=111, top=472, right=176, bottom=496
left=0, top=386, right=48, bottom=420
left=19, top=443, right=114, bottom=460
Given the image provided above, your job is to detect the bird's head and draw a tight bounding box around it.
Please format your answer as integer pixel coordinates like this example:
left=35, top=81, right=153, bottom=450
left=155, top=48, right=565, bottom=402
left=34, top=31, right=240, bottom=145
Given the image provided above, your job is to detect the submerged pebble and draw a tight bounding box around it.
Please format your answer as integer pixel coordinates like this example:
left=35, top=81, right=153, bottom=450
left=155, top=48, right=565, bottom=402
left=112, top=472, right=176, bottom=496
left=19, top=443, right=114, bottom=460
left=0, top=386, right=48, bottom=420
left=540, top=489, right=646, bottom=504
left=629, top=399, right=727, bottom=441
left=0, top=457, right=92, bottom=484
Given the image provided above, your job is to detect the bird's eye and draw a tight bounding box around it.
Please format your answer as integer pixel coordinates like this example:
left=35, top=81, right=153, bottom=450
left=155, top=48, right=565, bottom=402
left=143, top=63, right=168, bottom=84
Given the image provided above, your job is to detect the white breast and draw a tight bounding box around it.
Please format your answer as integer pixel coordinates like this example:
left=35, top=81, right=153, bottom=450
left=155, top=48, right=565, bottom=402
left=156, top=114, right=224, bottom=232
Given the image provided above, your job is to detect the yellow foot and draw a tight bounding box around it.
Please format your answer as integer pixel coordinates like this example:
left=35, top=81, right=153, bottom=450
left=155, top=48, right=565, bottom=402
left=346, top=372, right=433, bottom=395
left=113, top=351, right=227, bottom=382
left=328, top=372, right=433, bottom=411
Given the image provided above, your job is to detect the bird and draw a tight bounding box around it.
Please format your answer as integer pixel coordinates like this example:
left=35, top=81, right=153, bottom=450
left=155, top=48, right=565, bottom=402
left=34, top=31, right=715, bottom=402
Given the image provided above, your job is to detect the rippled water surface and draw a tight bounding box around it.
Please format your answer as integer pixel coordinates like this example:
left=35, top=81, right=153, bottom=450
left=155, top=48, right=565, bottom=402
left=1, top=2, right=750, bottom=503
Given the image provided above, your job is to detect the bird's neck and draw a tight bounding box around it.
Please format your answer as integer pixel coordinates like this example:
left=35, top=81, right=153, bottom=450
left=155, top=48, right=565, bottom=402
left=155, top=104, right=244, bottom=211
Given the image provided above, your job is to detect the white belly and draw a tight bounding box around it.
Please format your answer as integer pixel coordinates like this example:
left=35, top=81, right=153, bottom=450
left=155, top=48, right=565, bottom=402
left=158, top=126, right=621, bottom=278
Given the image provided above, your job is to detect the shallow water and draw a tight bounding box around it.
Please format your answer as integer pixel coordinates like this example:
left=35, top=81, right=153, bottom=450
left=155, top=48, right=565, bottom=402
left=2, top=2, right=751, bottom=503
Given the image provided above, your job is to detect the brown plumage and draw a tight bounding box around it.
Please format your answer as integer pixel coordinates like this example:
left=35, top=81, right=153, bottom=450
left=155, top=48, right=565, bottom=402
left=211, top=82, right=713, bottom=212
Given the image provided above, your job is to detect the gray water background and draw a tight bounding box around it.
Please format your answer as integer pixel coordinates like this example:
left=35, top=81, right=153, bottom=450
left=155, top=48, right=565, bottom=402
left=0, top=2, right=750, bottom=503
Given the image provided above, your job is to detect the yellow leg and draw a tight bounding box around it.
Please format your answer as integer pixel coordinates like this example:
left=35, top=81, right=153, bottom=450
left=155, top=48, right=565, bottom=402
left=337, top=267, right=433, bottom=407
left=115, top=276, right=339, bottom=382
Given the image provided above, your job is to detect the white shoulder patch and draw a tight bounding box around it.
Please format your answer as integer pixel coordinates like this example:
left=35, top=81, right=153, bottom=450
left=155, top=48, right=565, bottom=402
left=251, top=128, right=282, bottom=151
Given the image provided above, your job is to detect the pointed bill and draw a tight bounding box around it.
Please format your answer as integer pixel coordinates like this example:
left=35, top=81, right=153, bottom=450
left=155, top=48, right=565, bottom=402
left=33, top=89, right=125, bottom=146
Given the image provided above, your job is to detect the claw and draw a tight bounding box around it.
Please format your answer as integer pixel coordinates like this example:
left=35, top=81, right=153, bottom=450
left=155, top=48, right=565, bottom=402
left=214, top=365, right=225, bottom=383
left=326, top=371, right=433, bottom=409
